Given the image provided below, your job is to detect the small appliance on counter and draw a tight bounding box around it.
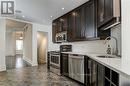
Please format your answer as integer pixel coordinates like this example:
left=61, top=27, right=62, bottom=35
left=48, top=45, right=72, bottom=75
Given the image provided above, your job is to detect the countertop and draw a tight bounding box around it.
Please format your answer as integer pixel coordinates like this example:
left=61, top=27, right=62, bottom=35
left=62, top=52, right=130, bottom=78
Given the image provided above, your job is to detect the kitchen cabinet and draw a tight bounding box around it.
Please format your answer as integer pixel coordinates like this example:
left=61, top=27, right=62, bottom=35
left=86, top=58, right=98, bottom=86
left=61, top=53, right=69, bottom=77
left=97, top=63, right=105, bottom=86
left=104, top=67, right=119, bottom=86
left=97, top=0, right=121, bottom=30
left=52, top=20, right=59, bottom=43
left=84, top=1, right=97, bottom=39
left=68, top=0, right=97, bottom=41
left=85, top=58, right=119, bottom=86
left=97, top=64, right=119, bottom=86
left=47, top=52, right=50, bottom=69
left=73, top=6, right=86, bottom=41
left=68, top=7, right=86, bottom=41
left=52, top=0, right=121, bottom=42
left=97, top=0, right=113, bottom=28
left=59, top=15, right=68, bottom=32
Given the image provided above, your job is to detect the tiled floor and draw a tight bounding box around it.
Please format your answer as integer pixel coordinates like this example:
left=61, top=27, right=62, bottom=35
left=6, top=54, right=31, bottom=70
left=0, top=65, right=83, bottom=86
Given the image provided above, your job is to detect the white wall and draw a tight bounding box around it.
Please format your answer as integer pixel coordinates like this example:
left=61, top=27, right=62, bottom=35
left=121, top=0, right=130, bottom=60
left=37, top=32, right=48, bottom=64
left=6, top=31, right=16, bottom=56
left=0, top=18, right=6, bottom=71
left=23, top=24, right=32, bottom=64
left=32, top=23, right=59, bottom=66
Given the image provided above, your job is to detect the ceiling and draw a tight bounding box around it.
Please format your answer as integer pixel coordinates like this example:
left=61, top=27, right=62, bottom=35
left=12, top=0, right=89, bottom=25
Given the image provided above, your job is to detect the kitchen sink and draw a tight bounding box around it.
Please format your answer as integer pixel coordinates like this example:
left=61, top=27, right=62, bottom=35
left=97, top=55, right=116, bottom=58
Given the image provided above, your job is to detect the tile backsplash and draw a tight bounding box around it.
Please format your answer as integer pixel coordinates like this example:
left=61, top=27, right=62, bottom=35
left=62, top=40, right=106, bottom=53
left=61, top=24, right=121, bottom=55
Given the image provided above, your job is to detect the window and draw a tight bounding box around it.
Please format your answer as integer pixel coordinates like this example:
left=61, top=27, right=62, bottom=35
left=16, top=40, right=23, bottom=51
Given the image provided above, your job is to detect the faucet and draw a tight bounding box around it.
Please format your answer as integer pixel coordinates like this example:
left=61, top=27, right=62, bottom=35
left=104, top=36, right=119, bottom=56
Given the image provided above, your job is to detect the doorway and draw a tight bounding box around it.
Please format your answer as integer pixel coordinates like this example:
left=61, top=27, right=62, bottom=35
left=5, top=19, right=31, bottom=70
left=37, top=31, right=48, bottom=64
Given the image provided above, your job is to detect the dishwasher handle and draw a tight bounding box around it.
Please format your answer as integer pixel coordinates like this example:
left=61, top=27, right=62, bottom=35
left=69, top=54, right=84, bottom=59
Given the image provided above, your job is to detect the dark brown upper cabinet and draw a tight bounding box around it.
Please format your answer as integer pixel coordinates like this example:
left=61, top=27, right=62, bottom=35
left=52, top=20, right=58, bottom=43
left=52, top=0, right=121, bottom=42
left=84, top=1, right=97, bottom=40
left=60, top=15, right=68, bottom=32
left=97, top=0, right=121, bottom=30
left=67, top=0, right=97, bottom=42
left=67, top=6, right=86, bottom=41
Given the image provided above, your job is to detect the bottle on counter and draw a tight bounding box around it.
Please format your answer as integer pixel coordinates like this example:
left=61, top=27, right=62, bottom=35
left=106, top=45, right=112, bottom=55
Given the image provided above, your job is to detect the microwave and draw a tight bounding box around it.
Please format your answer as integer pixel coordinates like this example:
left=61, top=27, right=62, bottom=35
left=55, top=31, right=67, bottom=42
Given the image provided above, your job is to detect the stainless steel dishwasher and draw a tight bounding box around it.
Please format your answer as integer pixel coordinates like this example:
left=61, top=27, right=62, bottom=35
left=69, top=54, right=84, bottom=83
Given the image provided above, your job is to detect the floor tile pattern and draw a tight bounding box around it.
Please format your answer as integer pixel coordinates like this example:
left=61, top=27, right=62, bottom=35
left=6, top=55, right=31, bottom=70
left=0, top=65, right=83, bottom=86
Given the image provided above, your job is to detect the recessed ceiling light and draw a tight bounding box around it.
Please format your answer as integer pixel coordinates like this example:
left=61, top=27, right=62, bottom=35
left=62, top=8, right=65, bottom=10
left=51, top=16, right=53, bottom=18
left=22, top=15, right=25, bottom=18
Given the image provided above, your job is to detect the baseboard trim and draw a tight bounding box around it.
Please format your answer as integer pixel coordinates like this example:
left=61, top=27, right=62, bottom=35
left=23, top=58, right=32, bottom=66
left=0, top=65, right=6, bottom=72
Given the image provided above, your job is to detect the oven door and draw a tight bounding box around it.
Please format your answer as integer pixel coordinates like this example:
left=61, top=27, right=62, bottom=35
left=50, top=54, right=60, bottom=67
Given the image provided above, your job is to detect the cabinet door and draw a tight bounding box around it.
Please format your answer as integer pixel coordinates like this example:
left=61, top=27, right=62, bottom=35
left=97, top=64, right=105, bottom=86
left=61, top=54, right=69, bottom=76
left=97, top=0, right=105, bottom=27
left=87, top=59, right=98, bottom=86
left=52, top=20, right=58, bottom=43
left=56, top=19, right=62, bottom=32
left=74, top=7, right=86, bottom=41
left=104, top=0, right=113, bottom=22
left=84, top=1, right=96, bottom=39
left=97, top=0, right=113, bottom=27
left=68, top=11, right=76, bottom=42
left=60, top=15, right=68, bottom=31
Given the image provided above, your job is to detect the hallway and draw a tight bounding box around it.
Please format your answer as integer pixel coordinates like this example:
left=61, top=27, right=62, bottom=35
left=0, top=65, right=83, bottom=86
left=6, top=54, right=31, bottom=70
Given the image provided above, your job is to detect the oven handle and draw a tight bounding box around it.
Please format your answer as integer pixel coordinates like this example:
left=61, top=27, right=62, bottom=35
left=50, top=55, right=60, bottom=57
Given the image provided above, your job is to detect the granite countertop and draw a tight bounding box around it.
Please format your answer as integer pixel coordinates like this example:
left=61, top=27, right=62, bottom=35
left=62, top=52, right=130, bottom=78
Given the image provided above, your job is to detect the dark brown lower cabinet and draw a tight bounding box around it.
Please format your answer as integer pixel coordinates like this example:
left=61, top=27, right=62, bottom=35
left=47, top=52, right=50, bottom=69
left=61, top=53, right=69, bottom=76
left=97, top=65, right=119, bottom=86
left=85, top=58, right=119, bottom=86
left=97, top=64, right=105, bottom=86
left=85, top=58, right=98, bottom=86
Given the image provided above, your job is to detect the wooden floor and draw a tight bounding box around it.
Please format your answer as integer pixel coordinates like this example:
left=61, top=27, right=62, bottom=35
left=6, top=54, right=31, bottom=70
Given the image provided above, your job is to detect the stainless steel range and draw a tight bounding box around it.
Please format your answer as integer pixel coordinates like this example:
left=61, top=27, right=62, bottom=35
left=49, top=51, right=61, bottom=75
left=49, top=45, right=72, bottom=75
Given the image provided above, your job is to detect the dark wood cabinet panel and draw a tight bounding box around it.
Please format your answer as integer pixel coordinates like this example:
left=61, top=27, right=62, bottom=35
left=61, top=53, right=69, bottom=76
left=67, top=0, right=96, bottom=41
left=47, top=52, right=50, bottom=69
left=67, top=11, right=75, bottom=42
left=52, top=0, right=117, bottom=42
left=74, top=7, right=86, bottom=41
left=84, top=1, right=96, bottom=39
left=85, top=57, right=119, bottom=86
left=97, top=64, right=105, bottom=86
left=97, top=0, right=113, bottom=28
left=52, top=20, right=58, bottom=43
